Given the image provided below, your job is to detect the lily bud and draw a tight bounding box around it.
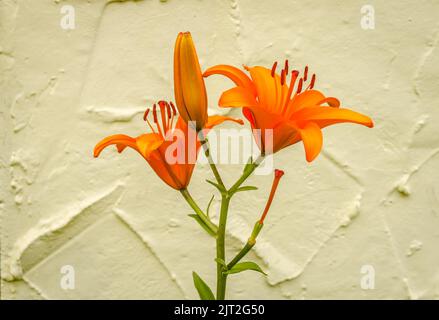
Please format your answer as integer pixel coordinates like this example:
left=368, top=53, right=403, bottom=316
left=259, top=169, right=285, bottom=224
left=174, top=32, right=208, bottom=131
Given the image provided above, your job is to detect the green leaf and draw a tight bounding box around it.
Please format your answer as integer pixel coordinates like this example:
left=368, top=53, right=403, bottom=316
left=235, top=186, right=258, bottom=193
left=206, top=179, right=226, bottom=194
left=206, top=195, right=215, bottom=217
left=192, top=271, right=215, bottom=300
left=224, top=261, right=267, bottom=275
left=188, top=214, right=216, bottom=237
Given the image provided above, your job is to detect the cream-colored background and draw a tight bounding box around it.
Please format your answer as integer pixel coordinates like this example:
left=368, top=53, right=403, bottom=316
left=1, top=0, right=438, bottom=300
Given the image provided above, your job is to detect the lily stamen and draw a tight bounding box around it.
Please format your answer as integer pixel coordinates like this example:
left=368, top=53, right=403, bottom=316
left=297, top=77, right=303, bottom=94
left=143, top=109, right=156, bottom=133
left=283, top=70, right=299, bottom=112
left=152, top=103, right=165, bottom=138
left=158, top=101, right=167, bottom=136
left=305, top=74, right=316, bottom=91
left=164, top=101, right=171, bottom=130
left=270, top=61, right=278, bottom=77
left=309, top=74, right=316, bottom=90
left=304, top=65, right=308, bottom=82
left=170, top=101, right=177, bottom=129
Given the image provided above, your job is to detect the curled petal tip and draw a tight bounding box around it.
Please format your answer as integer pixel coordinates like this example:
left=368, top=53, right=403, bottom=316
left=304, top=146, right=320, bottom=162
left=93, top=145, right=103, bottom=158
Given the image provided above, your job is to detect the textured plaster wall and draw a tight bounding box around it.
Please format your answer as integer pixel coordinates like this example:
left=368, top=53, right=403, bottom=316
left=1, top=0, right=438, bottom=300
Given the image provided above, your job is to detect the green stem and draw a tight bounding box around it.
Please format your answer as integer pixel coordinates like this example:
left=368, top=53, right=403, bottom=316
left=199, top=131, right=225, bottom=189
left=227, top=242, right=254, bottom=270
left=216, top=194, right=230, bottom=300
left=227, top=221, right=263, bottom=270
left=192, top=133, right=266, bottom=300
left=214, top=154, right=265, bottom=299
left=229, top=155, right=264, bottom=194
left=180, top=188, right=218, bottom=234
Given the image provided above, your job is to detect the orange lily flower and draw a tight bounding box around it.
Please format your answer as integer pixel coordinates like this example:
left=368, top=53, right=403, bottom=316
left=204, top=61, right=373, bottom=162
left=94, top=101, right=242, bottom=190
left=174, top=32, right=208, bottom=131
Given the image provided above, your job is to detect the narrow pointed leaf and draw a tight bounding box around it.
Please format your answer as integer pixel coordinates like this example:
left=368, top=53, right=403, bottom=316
left=235, top=186, right=258, bottom=193
left=206, top=195, right=215, bottom=217
left=188, top=214, right=216, bottom=237
left=206, top=179, right=226, bottom=194
left=224, top=261, right=266, bottom=275
left=192, top=271, right=215, bottom=300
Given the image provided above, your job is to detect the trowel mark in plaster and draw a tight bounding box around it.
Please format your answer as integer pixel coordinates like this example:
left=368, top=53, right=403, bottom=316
left=78, top=0, right=233, bottom=119
left=379, top=148, right=439, bottom=299
left=225, top=191, right=362, bottom=287
left=378, top=213, right=416, bottom=299
left=1, top=276, right=49, bottom=300
left=85, top=99, right=216, bottom=123
left=385, top=148, right=439, bottom=199
left=85, top=105, right=146, bottom=123
left=113, top=208, right=188, bottom=298
left=413, top=24, right=439, bottom=97
left=404, top=114, right=430, bottom=150
left=76, top=0, right=121, bottom=107
left=284, top=192, right=363, bottom=285
left=1, top=183, right=124, bottom=281
left=382, top=50, right=397, bottom=90
left=321, top=150, right=363, bottom=187
left=77, top=0, right=166, bottom=110
left=0, top=0, right=18, bottom=54
left=225, top=212, right=299, bottom=285
left=9, top=149, right=40, bottom=206
left=406, top=239, right=423, bottom=257
left=222, top=148, right=366, bottom=286
left=10, top=76, right=58, bottom=133
left=20, top=277, right=50, bottom=300
left=228, top=0, right=244, bottom=60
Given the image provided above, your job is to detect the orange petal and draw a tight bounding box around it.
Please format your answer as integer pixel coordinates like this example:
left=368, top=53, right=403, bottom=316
left=116, top=144, right=128, bottom=153
left=288, top=90, right=326, bottom=113
left=94, top=134, right=138, bottom=158
left=93, top=133, right=164, bottom=160
left=293, top=106, right=374, bottom=128
left=242, top=106, right=293, bottom=154
left=248, top=66, right=288, bottom=112
left=205, top=115, right=244, bottom=129
left=135, top=133, right=165, bottom=158
left=168, top=116, right=201, bottom=166
left=245, top=105, right=285, bottom=132
left=317, top=97, right=340, bottom=108
left=297, top=122, right=323, bottom=162
left=219, top=86, right=258, bottom=108
left=145, top=149, right=185, bottom=190
left=203, top=64, right=256, bottom=96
